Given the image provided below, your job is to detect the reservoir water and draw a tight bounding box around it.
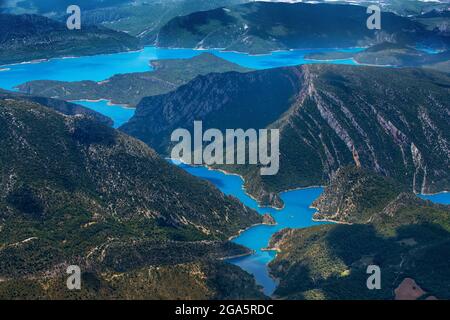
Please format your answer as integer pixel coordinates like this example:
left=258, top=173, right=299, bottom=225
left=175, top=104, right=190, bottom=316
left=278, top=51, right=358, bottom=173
left=0, top=46, right=363, bottom=91
left=73, top=100, right=135, bottom=128
left=4, top=45, right=448, bottom=297
left=172, top=161, right=326, bottom=296
left=419, top=192, right=450, bottom=205
left=0, top=46, right=363, bottom=128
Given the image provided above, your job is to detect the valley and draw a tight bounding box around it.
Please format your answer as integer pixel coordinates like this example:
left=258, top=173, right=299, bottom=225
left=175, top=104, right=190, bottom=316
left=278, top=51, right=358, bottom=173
left=0, top=98, right=266, bottom=299
left=0, top=0, right=449, bottom=301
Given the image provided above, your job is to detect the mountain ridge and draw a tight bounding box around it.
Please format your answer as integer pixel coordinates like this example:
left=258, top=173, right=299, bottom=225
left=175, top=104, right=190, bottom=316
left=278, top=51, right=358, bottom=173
left=121, top=64, right=450, bottom=208
left=0, top=98, right=265, bottom=299
left=156, top=2, right=449, bottom=54
left=0, top=13, right=141, bottom=65
left=16, top=53, right=252, bottom=106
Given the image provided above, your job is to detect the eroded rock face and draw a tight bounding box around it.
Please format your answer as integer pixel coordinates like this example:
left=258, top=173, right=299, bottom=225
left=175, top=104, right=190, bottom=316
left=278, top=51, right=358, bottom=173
left=122, top=64, right=450, bottom=207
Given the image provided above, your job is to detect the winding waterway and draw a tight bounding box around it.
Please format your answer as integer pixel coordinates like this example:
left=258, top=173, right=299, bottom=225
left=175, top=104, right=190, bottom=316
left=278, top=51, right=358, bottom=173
left=0, top=46, right=363, bottom=91
left=171, top=161, right=326, bottom=296
left=0, top=46, right=363, bottom=128
left=2, top=45, right=448, bottom=296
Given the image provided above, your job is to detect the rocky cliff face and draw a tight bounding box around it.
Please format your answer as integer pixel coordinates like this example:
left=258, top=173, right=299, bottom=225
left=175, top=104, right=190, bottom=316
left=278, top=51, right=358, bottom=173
left=120, top=67, right=304, bottom=152
left=121, top=64, right=450, bottom=207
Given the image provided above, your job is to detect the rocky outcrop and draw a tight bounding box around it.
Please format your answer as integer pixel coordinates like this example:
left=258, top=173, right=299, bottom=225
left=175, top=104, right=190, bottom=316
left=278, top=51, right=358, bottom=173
left=267, top=169, right=450, bottom=300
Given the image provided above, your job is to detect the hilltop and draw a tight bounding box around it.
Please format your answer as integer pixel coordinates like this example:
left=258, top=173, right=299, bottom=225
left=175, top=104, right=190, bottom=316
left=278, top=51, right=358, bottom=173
left=0, top=14, right=140, bottom=65
left=0, top=98, right=264, bottom=299
left=16, top=53, right=252, bottom=106
left=268, top=167, right=450, bottom=300
left=157, top=2, right=448, bottom=54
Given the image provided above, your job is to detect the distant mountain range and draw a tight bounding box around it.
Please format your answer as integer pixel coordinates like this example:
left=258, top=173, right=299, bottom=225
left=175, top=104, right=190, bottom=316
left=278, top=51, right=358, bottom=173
left=268, top=166, right=450, bottom=300
left=305, top=42, right=450, bottom=72
left=156, top=2, right=449, bottom=54
left=84, top=0, right=250, bottom=44
left=121, top=64, right=450, bottom=208
left=0, top=97, right=265, bottom=299
left=282, top=1, right=450, bottom=16
left=0, top=13, right=140, bottom=65
left=1, top=2, right=448, bottom=65
left=3, top=0, right=447, bottom=18
left=1, top=0, right=250, bottom=44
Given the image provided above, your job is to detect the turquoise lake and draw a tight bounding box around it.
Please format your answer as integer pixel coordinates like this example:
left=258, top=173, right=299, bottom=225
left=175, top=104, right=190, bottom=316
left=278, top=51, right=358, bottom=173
left=0, top=46, right=363, bottom=91
left=73, top=100, right=135, bottom=128
left=171, top=160, right=326, bottom=296
left=0, top=46, right=363, bottom=128
left=2, top=45, right=448, bottom=296
left=419, top=192, right=450, bottom=205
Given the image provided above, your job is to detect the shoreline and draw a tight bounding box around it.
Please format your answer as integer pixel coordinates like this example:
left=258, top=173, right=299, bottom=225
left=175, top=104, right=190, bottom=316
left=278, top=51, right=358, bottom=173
left=0, top=45, right=366, bottom=69
left=418, top=190, right=450, bottom=196
left=0, top=48, right=146, bottom=69
left=71, top=98, right=134, bottom=109
left=219, top=250, right=255, bottom=261
left=169, top=158, right=335, bottom=297
left=169, top=158, right=325, bottom=211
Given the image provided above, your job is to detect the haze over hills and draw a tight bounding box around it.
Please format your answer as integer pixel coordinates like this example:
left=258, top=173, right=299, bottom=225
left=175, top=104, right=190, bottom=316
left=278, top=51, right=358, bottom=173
left=156, top=2, right=449, bottom=54
left=268, top=166, right=450, bottom=300
left=85, top=0, right=250, bottom=43
left=1, top=0, right=250, bottom=43
left=0, top=98, right=265, bottom=299
left=121, top=64, right=450, bottom=208
left=264, top=1, right=450, bottom=16
left=305, top=42, right=450, bottom=72
left=0, top=13, right=140, bottom=65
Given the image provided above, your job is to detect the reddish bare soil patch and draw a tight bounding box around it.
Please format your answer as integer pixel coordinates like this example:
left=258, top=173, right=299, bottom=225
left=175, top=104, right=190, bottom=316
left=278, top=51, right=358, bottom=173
left=395, top=278, right=426, bottom=300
